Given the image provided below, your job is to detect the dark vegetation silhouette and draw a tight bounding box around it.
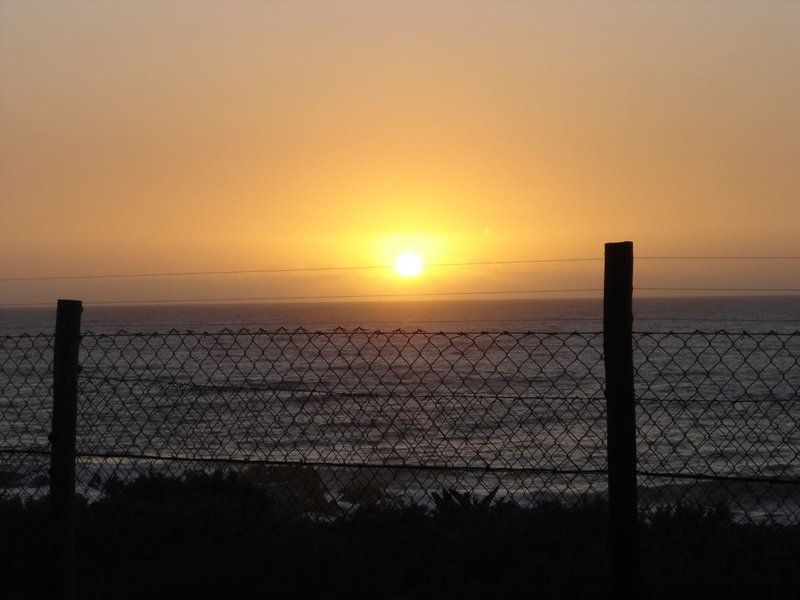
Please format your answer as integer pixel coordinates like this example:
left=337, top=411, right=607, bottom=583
left=2, top=470, right=799, bottom=599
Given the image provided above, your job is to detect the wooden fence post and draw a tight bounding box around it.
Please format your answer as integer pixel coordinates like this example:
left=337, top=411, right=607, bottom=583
left=50, top=299, right=82, bottom=600
left=603, top=242, right=639, bottom=598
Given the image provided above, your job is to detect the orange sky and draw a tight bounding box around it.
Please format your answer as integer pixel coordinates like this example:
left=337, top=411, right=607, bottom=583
left=1, top=1, right=799, bottom=305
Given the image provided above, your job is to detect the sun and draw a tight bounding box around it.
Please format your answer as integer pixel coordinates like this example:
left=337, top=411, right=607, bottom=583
left=395, top=252, right=423, bottom=277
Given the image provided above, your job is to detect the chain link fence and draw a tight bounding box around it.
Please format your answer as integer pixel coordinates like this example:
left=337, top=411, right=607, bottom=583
left=2, top=328, right=799, bottom=522
left=74, top=329, right=607, bottom=514
left=0, top=333, right=52, bottom=497
left=635, top=331, right=800, bottom=522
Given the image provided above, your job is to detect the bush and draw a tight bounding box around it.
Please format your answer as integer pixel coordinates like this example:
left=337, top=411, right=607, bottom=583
left=2, top=471, right=799, bottom=599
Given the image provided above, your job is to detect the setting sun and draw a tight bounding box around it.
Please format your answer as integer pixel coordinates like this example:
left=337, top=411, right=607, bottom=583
left=395, top=252, right=423, bottom=277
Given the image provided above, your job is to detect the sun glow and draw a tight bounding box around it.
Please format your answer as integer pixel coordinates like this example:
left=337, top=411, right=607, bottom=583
left=395, top=252, right=423, bottom=277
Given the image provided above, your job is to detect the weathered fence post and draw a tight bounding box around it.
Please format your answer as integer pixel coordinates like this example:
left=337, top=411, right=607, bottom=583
left=603, top=242, right=639, bottom=598
left=50, top=299, right=82, bottom=600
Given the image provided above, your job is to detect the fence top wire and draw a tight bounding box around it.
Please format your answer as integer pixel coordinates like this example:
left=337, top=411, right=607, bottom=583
left=0, top=332, right=54, bottom=340
left=633, top=330, right=800, bottom=337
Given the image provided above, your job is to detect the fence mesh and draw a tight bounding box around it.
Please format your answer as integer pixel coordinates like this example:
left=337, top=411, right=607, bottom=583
left=634, top=331, right=800, bottom=523
left=0, top=333, right=52, bottom=497
left=2, top=328, right=799, bottom=524
left=74, top=329, right=607, bottom=514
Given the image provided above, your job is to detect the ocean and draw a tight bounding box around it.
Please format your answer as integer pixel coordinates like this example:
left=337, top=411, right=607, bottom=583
left=2, top=295, right=799, bottom=335
left=2, top=296, right=799, bottom=522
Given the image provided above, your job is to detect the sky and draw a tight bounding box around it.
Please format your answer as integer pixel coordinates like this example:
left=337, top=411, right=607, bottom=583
left=1, top=0, right=799, bottom=305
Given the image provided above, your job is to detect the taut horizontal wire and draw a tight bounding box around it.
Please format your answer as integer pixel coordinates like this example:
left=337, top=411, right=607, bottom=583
left=4, top=447, right=798, bottom=485
left=3, top=255, right=799, bottom=284
left=0, top=257, right=602, bottom=283
left=0, top=288, right=605, bottom=308
left=637, top=469, right=800, bottom=486
left=0, top=447, right=606, bottom=475
left=6, top=287, right=800, bottom=308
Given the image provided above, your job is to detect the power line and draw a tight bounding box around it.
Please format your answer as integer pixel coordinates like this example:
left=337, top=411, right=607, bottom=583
left=3, top=253, right=800, bottom=284
left=4, top=255, right=800, bottom=284
left=4, top=288, right=800, bottom=309
left=0, top=288, right=604, bottom=308
left=0, top=257, right=602, bottom=283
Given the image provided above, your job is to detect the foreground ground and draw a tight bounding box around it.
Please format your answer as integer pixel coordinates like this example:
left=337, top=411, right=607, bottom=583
left=2, top=471, right=799, bottom=599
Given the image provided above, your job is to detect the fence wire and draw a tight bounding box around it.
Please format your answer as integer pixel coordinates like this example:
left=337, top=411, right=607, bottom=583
left=634, top=331, right=800, bottom=523
left=0, top=334, right=52, bottom=496
left=2, top=328, right=799, bottom=523
left=74, top=329, right=607, bottom=513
